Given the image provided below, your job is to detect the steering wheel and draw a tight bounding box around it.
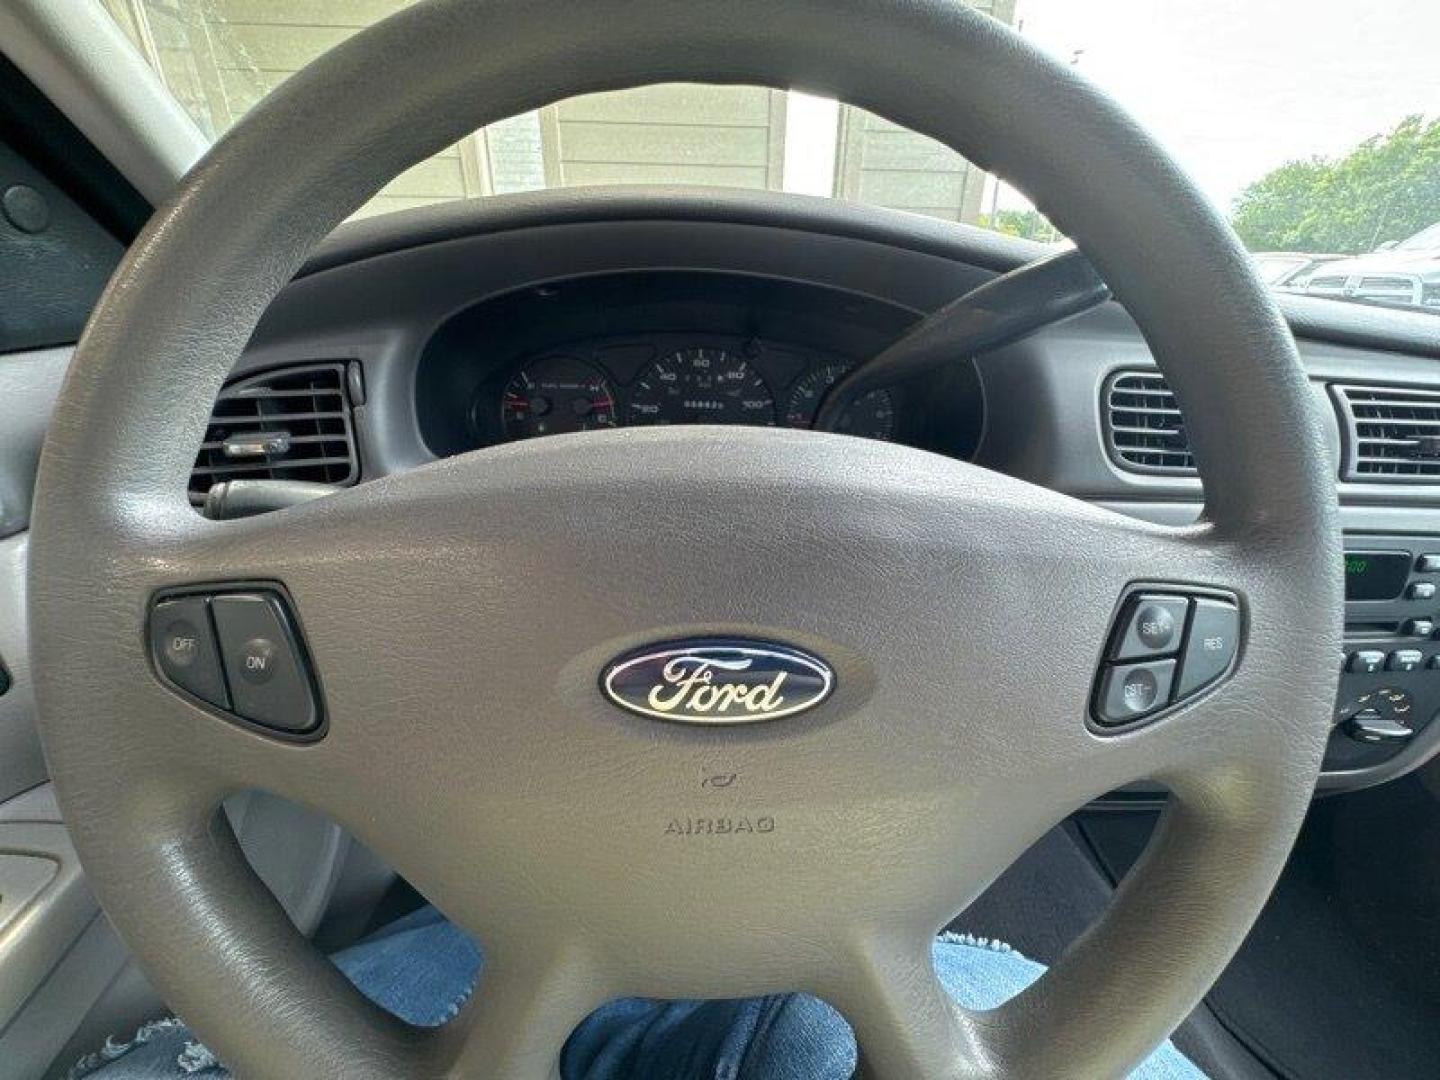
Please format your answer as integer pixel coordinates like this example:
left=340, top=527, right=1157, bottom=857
left=28, top=1, right=1340, bottom=1076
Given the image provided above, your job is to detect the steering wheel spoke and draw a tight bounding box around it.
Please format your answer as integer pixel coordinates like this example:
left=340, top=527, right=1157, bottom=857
left=437, top=943, right=612, bottom=1080
left=824, top=932, right=989, bottom=1080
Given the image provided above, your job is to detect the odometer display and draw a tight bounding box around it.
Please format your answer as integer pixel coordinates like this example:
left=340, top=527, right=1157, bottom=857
left=500, top=356, right=616, bottom=439
left=625, top=348, right=775, bottom=426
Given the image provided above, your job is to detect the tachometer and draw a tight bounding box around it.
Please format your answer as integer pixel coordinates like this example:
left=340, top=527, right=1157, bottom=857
left=784, top=362, right=895, bottom=441
left=500, top=356, right=617, bottom=439
left=625, top=348, right=775, bottom=426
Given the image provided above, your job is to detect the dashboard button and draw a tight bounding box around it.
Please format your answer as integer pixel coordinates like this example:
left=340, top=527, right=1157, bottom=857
left=1387, top=649, right=1424, bottom=672
left=1347, top=650, right=1386, bottom=674
left=210, top=593, right=316, bottom=733
left=1409, top=581, right=1437, bottom=600
left=1098, top=660, right=1176, bottom=725
left=1417, top=555, right=1440, bottom=573
left=1113, top=595, right=1190, bottom=660
left=1176, top=599, right=1240, bottom=697
left=1344, top=709, right=1413, bottom=744
left=1404, top=618, right=1435, bottom=638
left=150, top=597, right=229, bottom=710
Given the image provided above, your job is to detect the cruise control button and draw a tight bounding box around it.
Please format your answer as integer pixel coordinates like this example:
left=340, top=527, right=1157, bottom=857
left=1113, top=595, right=1190, bottom=660
left=1348, top=650, right=1386, bottom=674
left=1176, top=598, right=1240, bottom=697
left=1098, top=660, right=1176, bottom=725
left=150, top=597, right=229, bottom=709
left=1387, top=650, right=1424, bottom=672
left=211, top=593, right=317, bottom=733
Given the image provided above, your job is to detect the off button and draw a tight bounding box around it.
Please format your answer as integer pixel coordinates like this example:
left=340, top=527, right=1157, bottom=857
left=149, top=597, right=229, bottom=709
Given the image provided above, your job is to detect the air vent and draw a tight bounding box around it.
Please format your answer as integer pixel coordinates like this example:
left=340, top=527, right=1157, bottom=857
left=1333, top=383, right=1440, bottom=482
left=1103, top=370, right=1195, bottom=475
left=190, top=363, right=359, bottom=501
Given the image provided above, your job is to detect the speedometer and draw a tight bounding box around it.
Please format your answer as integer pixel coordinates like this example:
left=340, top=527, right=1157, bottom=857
left=784, top=362, right=895, bottom=441
left=625, top=348, right=775, bottom=426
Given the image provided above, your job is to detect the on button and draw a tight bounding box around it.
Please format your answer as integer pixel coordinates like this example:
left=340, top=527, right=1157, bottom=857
left=238, top=637, right=278, bottom=684
left=210, top=593, right=317, bottom=733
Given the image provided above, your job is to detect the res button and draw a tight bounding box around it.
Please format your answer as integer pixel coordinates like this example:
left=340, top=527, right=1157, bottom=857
left=1176, top=598, right=1241, bottom=697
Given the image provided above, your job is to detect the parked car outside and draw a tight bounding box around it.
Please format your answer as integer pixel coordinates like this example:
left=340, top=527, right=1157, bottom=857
left=1252, top=252, right=1345, bottom=288
left=1303, top=223, right=1440, bottom=310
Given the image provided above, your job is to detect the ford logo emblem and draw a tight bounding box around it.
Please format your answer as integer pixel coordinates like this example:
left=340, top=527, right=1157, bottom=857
left=601, top=639, right=835, bottom=724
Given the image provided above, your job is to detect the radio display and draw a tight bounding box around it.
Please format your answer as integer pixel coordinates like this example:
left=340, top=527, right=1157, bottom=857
left=1344, top=551, right=1411, bottom=601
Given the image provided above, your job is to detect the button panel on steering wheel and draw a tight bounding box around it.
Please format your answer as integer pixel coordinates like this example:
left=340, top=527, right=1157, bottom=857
left=1093, top=585, right=1242, bottom=729
left=148, top=584, right=324, bottom=739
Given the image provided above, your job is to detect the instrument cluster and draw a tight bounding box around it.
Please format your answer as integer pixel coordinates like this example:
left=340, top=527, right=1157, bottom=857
left=479, top=337, right=900, bottom=445
left=414, top=271, right=984, bottom=463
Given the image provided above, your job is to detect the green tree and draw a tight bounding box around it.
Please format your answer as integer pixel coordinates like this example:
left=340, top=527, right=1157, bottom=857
left=978, top=208, right=1062, bottom=243
left=1232, top=115, right=1440, bottom=254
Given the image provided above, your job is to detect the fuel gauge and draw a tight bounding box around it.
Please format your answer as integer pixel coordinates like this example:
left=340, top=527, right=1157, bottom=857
left=500, top=356, right=617, bottom=439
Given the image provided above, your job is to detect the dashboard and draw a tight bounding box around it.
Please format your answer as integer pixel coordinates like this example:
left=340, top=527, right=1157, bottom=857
left=8, top=186, right=1440, bottom=804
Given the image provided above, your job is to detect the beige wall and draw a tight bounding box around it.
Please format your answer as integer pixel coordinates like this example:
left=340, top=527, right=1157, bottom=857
left=835, top=0, right=1015, bottom=222
left=102, top=0, right=1014, bottom=223
left=549, top=85, right=787, bottom=192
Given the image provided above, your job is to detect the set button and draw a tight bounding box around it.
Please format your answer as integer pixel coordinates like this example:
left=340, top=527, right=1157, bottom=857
left=1094, top=589, right=1240, bottom=727
left=149, top=587, right=321, bottom=736
left=1113, top=595, right=1189, bottom=660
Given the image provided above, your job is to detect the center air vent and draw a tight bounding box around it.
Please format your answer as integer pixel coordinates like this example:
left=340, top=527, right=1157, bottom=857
left=190, top=363, right=360, bottom=502
left=1333, top=383, right=1440, bottom=482
left=1103, top=370, right=1195, bottom=475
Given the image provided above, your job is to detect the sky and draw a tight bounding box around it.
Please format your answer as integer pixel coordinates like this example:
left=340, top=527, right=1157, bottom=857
left=994, top=0, right=1440, bottom=214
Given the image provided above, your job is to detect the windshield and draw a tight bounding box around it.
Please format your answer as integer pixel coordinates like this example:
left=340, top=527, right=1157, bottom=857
left=101, top=0, right=1439, bottom=314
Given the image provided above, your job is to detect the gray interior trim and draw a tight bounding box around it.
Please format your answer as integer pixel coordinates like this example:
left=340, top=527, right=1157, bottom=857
left=0, top=535, right=45, bottom=804
left=304, top=185, right=1040, bottom=280
left=306, top=186, right=1440, bottom=362
left=0, top=349, right=70, bottom=539
left=0, top=820, right=98, bottom=1035
left=0, top=0, right=203, bottom=206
